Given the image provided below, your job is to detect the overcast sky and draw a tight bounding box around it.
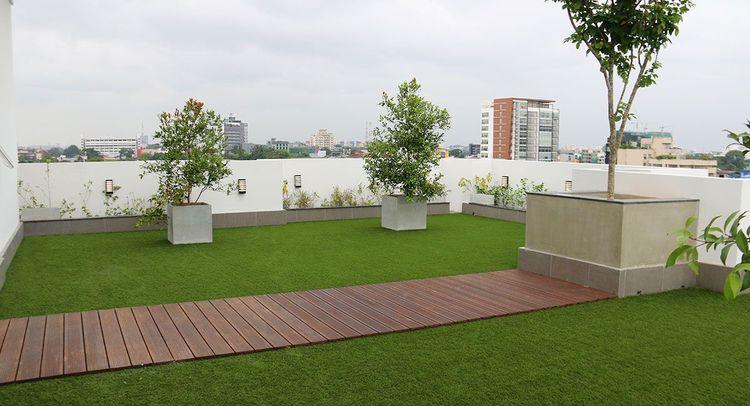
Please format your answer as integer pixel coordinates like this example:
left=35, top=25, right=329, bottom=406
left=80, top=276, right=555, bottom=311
left=11, top=0, right=750, bottom=151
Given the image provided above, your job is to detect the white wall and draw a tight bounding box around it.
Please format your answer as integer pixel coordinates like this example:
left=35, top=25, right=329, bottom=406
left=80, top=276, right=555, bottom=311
left=18, top=161, right=283, bottom=216
left=0, top=0, right=18, bottom=252
left=573, top=168, right=750, bottom=266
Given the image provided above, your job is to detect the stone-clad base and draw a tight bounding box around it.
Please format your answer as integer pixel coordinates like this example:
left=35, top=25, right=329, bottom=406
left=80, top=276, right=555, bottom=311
left=462, top=203, right=525, bottom=224
left=518, top=247, right=699, bottom=297
left=22, top=203, right=452, bottom=236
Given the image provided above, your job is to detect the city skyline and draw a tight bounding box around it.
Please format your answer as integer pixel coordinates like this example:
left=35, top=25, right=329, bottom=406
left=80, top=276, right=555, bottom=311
left=10, top=1, right=750, bottom=151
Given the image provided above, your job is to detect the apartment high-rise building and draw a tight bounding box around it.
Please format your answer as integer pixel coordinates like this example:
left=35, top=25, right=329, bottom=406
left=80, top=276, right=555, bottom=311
left=267, top=138, right=289, bottom=151
left=223, top=114, right=248, bottom=151
left=308, top=129, right=336, bottom=149
left=468, top=143, right=481, bottom=157
left=480, top=98, right=559, bottom=161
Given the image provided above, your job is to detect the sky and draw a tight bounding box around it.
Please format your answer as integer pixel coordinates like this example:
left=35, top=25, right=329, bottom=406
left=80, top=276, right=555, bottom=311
left=10, top=0, right=750, bottom=151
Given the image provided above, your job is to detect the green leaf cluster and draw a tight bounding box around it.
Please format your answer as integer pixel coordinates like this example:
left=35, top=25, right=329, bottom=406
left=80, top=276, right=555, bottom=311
left=364, top=79, right=450, bottom=202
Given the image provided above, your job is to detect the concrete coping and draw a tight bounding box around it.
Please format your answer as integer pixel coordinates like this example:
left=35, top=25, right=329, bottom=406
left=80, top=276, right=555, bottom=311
left=527, top=191, right=699, bottom=205
left=287, top=202, right=447, bottom=211
left=463, top=203, right=526, bottom=213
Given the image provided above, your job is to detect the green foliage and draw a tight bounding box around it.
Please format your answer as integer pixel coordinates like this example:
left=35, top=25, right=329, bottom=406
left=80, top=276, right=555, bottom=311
left=226, top=145, right=293, bottom=160
left=667, top=212, right=750, bottom=299
left=140, top=99, right=233, bottom=224
left=103, top=184, right=148, bottom=217
left=449, top=148, right=464, bottom=158
left=364, top=79, right=450, bottom=202
left=459, top=174, right=546, bottom=209
left=321, top=184, right=380, bottom=208
left=118, top=148, right=135, bottom=160
left=16, top=180, right=46, bottom=209
left=81, top=148, right=103, bottom=161
left=288, top=189, right=318, bottom=209
left=552, top=0, right=693, bottom=198
left=718, top=150, right=747, bottom=172
left=62, top=145, right=80, bottom=158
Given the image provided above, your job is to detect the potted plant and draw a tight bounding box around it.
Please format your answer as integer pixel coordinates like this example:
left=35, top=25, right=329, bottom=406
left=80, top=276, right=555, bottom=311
left=364, top=79, right=449, bottom=231
left=458, top=174, right=496, bottom=206
left=141, top=99, right=233, bottom=244
left=519, top=1, right=697, bottom=297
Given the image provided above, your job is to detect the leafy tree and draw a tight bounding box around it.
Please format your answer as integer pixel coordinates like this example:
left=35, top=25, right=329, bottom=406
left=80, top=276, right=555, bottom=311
left=118, top=148, right=135, bottom=160
left=449, top=148, right=465, bottom=158
left=81, top=148, right=103, bottom=161
left=717, top=150, right=747, bottom=172
left=141, top=98, right=233, bottom=215
left=46, top=147, right=64, bottom=157
left=552, top=0, right=693, bottom=199
left=364, top=78, right=450, bottom=201
left=63, top=145, right=80, bottom=158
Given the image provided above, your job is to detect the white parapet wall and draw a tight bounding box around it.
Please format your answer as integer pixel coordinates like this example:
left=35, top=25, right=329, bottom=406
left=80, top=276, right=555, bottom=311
left=572, top=167, right=750, bottom=266
left=0, top=0, right=19, bottom=257
left=18, top=158, right=715, bottom=219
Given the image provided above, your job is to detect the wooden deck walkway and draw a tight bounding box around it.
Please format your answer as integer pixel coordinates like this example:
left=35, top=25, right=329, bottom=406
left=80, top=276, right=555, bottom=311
left=0, top=270, right=613, bottom=384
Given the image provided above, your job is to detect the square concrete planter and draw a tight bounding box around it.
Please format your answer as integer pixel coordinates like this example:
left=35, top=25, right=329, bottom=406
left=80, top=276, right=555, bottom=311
left=381, top=195, right=427, bottom=231
left=20, top=207, right=61, bottom=221
left=518, top=192, right=699, bottom=297
left=470, top=193, right=495, bottom=206
left=167, top=203, right=213, bottom=245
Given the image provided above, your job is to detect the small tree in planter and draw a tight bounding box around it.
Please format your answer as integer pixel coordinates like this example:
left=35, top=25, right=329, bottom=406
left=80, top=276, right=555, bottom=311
left=141, top=98, right=233, bottom=244
left=553, top=0, right=693, bottom=199
left=364, top=79, right=450, bottom=230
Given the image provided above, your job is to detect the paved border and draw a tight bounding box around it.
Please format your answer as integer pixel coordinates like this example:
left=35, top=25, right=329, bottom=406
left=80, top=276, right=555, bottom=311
left=0, top=269, right=612, bottom=385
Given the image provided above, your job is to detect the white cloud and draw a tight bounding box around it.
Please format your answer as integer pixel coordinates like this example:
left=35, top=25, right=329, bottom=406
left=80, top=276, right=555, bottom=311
left=12, top=0, right=750, bottom=151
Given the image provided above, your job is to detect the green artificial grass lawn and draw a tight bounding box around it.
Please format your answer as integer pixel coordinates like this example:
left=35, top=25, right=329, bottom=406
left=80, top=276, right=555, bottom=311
left=1, top=214, right=749, bottom=404
left=0, top=214, right=525, bottom=318
left=0, top=289, right=747, bottom=404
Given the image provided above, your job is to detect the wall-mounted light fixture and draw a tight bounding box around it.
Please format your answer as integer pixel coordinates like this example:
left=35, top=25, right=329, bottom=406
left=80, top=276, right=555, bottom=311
left=238, top=179, right=247, bottom=194
left=564, top=180, right=573, bottom=192
left=104, top=179, right=114, bottom=194
left=294, top=174, right=302, bottom=188
left=500, top=176, right=509, bottom=187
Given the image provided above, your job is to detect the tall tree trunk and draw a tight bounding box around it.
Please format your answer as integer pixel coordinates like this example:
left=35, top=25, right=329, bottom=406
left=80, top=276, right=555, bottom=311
left=605, top=70, right=617, bottom=200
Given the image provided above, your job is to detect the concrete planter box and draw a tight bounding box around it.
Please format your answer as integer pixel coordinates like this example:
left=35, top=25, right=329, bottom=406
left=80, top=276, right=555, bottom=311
left=20, top=207, right=60, bottom=221
left=381, top=195, right=427, bottom=231
left=167, top=203, right=213, bottom=245
left=469, top=193, right=495, bottom=206
left=518, top=192, right=699, bottom=297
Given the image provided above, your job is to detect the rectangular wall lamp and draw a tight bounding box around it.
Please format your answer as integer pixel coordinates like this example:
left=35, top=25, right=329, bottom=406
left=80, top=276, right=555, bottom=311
left=564, top=180, right=573, bottom=192
left=500, top=176, right=509, bottom=187
left=104, top=179, right=114, bottom=194
left=238, top=179, right=247, bottom=194
left=294, top=174, right=302, bottom=188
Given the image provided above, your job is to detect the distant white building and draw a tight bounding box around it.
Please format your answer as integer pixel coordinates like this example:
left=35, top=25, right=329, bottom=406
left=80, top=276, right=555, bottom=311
left=267, top=138, right=289, bottom=151
left=80, top=137, right=139, bottom=158
left=308, top=129, right=336, bottom=150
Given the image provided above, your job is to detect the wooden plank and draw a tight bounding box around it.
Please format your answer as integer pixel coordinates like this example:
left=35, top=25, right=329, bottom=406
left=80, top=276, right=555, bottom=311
left=147, top=305, right=193, bottom=361
left=163, top=303, right=213, bottom=358
left=40, top=314, right=64, bottom=378
left=63, top=313, right=86, bottom=375
left=0, top=319, right=9, bottom=350
left=270, top=293, right=348, bottom=340
left=98, top=309, right=130, bottom=369
left=115, top=308, right=152, bottom=366
left=209, top=300, right=272, bottom=351
left=308, top=290, right=393, bottom=334
left=179, top=302, right=233, bottom=356
left=388, top=280, right=485, bottom=320
left=317, top=288, right=411, bottom=331
left=194, top=301, right=252, bottom=353
left=239, top=297, right=308, bottom=346
left=429, top=278, right=514, bottom=315
left=281, top=292, right=360, bottom=338
left=255, top=295, right=327, bottom=343
left=452, top=275, right=540, bottom=312
left=412, top=279, right=499, bottom=316
left=16, top=316, right=46, bottom=381
left=132, top=306, right=173, bottom=364
left=225, top=298, right=290, bottom=348
left=342, top=286, right=434, bottom=328
left=361, top=284, right=457, bottom=324
left=0, top=318, right=28, bottom=383
left=468, top=273, right=571, bottom=308
left=292, top=291, right=377, bottom=336
left=80, top=311, right=108, bottom=372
